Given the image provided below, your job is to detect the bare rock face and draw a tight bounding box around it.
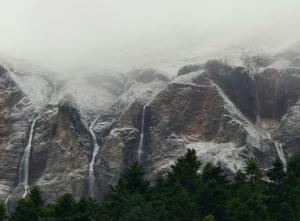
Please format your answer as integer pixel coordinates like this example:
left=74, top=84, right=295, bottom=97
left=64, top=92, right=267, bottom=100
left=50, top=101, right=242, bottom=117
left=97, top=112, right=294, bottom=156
left=177, top=61, right=258, bottom=122
left=4, top=100, right=93, bottom=209
left=204, top=60, right=258, bottom=122
left=95, top=127, right=140, bottom=198
left=152, top=74, right=274, bottom=170
left=1, top=58, right=300, bottom=205
left=133, top=69, right=169, bottom=83
left=255, top=69, right=281, bottom=119
left=94, top=71, right=170, bottom=198
left=275, top=101, right=300, bottom=157
left=29, top=100, right=91, bottom=202
left=0, top=64, right=171, bottom=205
left=94, top=60, right=300, bottom=194
left=96, top=61, right=276, bottom=191
left=177, top=64, right=203, bottom=76
left=255, top=68, right=300, bottom=120
left=0, top=65, right=36, bottom=203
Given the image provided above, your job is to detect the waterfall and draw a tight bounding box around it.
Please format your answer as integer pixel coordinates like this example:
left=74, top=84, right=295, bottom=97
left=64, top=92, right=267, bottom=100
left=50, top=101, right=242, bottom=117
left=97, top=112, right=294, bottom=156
left=255, top=89, right=261, bottom=122
left=19, top=115, right=39, bottom=198
left=273, top=73, right=282, bottom=119
left=88, top=116, right=100, bottom=198
left=4, top=195, right=10, bottom=206
left=253, top=74, right=261, bottom=123
left=265, top=132, right=287, bottom=172
left=274, top=141, right=287, bottom=172
left=137, top=104, right=149, bottom=162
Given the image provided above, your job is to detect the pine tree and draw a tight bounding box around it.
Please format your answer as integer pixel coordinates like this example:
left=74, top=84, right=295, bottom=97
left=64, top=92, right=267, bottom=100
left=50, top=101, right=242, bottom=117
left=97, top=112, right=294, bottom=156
left=29, top=186, right=45, bottom=209
left=0, top=203, right=6, bottom=221
left=9, top=186, right=45, bottom=221
left=267, top=158, right=285, bottom=185
left=168, top=148, right=201, bottom=192
left=272, top=153, right=300, bottom=221
left=227, top=159, right=271, bottom=221
left=202, top=215, right=215, bottom=221
left=234, top=170, right=247, bottom=186
left=199, top=163, right=229, bottom=221
left=74, top=197, right=99, bottom=221
left=117, top=162, right=149, bottom=194
left=245, top=159, right=263, bottom=188
left=50, top=193, right=76, bottom=221
left=202, top=162, right=227, bottom=184
left=6, top=151, right=300, bottom=221
left=161, top=149, right=202, bottom=220
left=98, top=162, right=149, bottom=221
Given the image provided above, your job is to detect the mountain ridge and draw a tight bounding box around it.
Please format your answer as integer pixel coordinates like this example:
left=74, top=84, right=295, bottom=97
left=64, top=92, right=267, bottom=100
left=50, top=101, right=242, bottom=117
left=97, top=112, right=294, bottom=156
left=0, top=50, right=299, bottom=208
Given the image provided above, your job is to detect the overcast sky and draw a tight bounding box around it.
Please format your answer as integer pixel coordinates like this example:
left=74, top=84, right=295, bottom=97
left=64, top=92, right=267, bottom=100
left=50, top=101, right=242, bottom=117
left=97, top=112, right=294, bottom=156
left=1, top=0, right=300, bottom=72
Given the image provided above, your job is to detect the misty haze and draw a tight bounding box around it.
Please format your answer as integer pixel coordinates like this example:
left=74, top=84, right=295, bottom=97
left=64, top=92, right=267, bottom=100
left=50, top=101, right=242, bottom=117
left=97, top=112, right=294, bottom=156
left=0, top=1, right=300, bottom=221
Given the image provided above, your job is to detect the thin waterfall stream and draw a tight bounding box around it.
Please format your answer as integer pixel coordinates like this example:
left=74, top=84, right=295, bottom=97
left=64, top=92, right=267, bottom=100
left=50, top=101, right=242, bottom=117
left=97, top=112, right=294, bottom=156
left=88, top=116, right=100, bottom=198
left=137, top=103, right=150, bottom=162
left=4, top=195, right=10, bottom=207
left=274, top=141, right=287, bottom=172
left=19, top=115, right=39, bottom=198
left=265, top=132, right=287, bottom=172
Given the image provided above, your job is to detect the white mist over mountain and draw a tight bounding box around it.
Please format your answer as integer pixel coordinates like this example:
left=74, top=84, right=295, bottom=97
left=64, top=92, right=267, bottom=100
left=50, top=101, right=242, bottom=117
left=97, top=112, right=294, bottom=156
left=0, top=0, right=300, bottom=74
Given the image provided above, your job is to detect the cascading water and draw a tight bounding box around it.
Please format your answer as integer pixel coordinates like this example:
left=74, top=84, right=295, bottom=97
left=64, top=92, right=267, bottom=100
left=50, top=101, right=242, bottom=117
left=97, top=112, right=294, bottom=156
left=255, top=86, right=261, bottom=122
left=273, top=73, right=282, bottom=119
left=265, top=132, right=287, bottom=172
left=252, top=73, right=261, bottom=123
left=274, top=141, right=287, bottom=172
left=19, top=115, right=39, bottom=198
left=269, top=74, right=287, bottom=171
left=88, top=116, right=100, bottom=198
left=137, top=104, right=149, bottom=162
left=4, top=195, right=10, bottom=207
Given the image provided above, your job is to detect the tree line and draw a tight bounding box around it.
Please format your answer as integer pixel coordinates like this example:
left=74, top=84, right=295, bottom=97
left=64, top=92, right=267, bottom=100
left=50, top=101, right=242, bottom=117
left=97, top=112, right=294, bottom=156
left=1, top=148, right=300, bottom=221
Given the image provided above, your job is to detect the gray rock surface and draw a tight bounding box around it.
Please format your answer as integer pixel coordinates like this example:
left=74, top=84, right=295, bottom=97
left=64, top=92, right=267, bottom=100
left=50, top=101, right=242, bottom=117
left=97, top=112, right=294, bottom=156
left=0, top=58, right=299, bottom=206
left=0, top=65, right=35, bottom=204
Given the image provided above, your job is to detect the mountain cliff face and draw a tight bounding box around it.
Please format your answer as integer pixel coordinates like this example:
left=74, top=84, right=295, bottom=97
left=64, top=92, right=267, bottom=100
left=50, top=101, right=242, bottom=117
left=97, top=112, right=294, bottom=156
left=0, top=50, right=300, bottom=207
left=0, top=65, right=36, bottom=205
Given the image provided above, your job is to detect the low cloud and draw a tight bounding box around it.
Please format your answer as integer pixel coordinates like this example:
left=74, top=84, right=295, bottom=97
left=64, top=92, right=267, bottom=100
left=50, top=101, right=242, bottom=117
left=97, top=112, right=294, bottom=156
left=0, top=0, right=300, bottom=73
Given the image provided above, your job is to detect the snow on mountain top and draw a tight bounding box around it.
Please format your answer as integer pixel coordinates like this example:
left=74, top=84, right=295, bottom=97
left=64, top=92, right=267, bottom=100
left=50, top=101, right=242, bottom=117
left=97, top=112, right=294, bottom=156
left=0, top=55, right=172, bottom=121
left=57, top=76, right=118, bottom=115
left=0, top=55, right=59, bottom=109
left=266, top=59, right=291, bottom=70
left=123, top=79, right=167, bottom=104
left=171, top=70, right=205, bottom=86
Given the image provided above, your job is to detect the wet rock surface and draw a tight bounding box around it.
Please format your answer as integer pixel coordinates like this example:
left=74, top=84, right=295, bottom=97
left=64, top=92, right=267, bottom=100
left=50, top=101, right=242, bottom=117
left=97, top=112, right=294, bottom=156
left=0, top=58, right=299, bottom=205
left=275, top=101, right=300, bottom=157
left=255, top=68, right=300, bottom=119
left=204, top=60, right=258, bottom=122
left=0, top=65, right=36, bottom=205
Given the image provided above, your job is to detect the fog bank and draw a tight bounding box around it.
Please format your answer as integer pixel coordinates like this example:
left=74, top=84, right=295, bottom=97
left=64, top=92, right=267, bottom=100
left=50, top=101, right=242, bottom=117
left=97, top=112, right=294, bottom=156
left=1, top=0, right=300, bottom=73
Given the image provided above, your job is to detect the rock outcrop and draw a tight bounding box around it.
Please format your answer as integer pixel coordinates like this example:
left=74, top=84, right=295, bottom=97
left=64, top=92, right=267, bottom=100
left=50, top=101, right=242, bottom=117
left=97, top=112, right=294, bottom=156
left=97, top=61, right=276, bottom=187
left=255, top=68, right=300, bottom=120
left=0, top=65, right=36, bottom=204
left=274, top=101, right=300, bottom=157
left=0, top=56, right=299, bottom=206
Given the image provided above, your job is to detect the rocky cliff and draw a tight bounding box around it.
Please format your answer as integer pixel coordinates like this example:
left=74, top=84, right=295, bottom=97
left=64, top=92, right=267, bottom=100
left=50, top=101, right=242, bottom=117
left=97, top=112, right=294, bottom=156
left=0, top=51, right=299, bottom=207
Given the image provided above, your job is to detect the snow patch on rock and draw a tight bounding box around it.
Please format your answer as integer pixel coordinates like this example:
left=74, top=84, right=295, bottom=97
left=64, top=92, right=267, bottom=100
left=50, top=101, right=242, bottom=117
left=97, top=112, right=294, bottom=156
left=187, top=141, right=244, bottom=173
left=171, top=70, right=205, bottom=86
